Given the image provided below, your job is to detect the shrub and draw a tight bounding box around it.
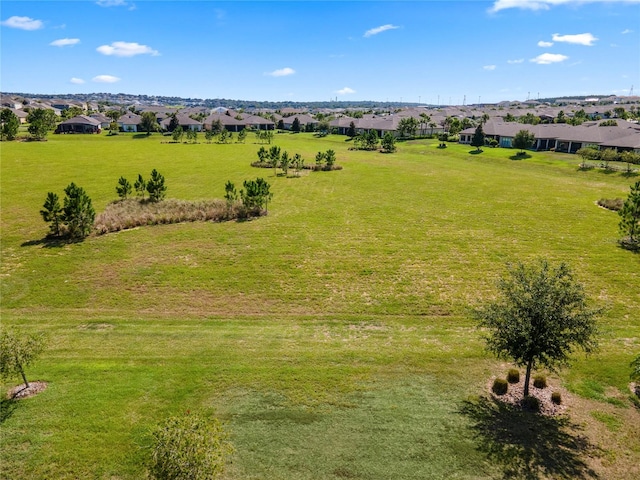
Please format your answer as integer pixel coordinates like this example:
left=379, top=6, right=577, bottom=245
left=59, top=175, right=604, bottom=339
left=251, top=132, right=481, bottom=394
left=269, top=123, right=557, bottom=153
left=551, top=391, right=562, bottom=405
left=492, top=378, right=508, bottom=395
left=507, top=369, right=520, bottom=384
left=150, top=411, right=232, bottom=480
left=597, top=198, right=623, bottom=211
left=522, top=395, right=540, bottom=412
left=533, top=375, right=547, bottom=389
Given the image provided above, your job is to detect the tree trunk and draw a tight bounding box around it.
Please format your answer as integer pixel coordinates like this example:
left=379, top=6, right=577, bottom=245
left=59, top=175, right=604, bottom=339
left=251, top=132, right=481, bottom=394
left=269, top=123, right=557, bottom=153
left=524, top=359, right=533, bottom=397
left=19, top=366, right=30, bottom=389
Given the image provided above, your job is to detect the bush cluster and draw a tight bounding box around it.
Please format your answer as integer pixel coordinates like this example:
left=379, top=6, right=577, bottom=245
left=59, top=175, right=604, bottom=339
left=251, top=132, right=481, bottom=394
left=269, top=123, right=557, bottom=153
left=551, top=392, right=562, bottom=405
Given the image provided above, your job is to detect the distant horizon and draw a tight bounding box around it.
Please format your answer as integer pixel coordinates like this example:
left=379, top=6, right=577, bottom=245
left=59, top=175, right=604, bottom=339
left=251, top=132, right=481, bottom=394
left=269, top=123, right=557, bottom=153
left=2, top=1, right=638, bottom=104
left=2, top=90, right=632, bottom=108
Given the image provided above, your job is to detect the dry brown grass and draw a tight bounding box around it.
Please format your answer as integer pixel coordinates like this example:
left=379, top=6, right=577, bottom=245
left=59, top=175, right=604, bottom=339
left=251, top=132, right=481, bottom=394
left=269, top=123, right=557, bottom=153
left=94, top=198, right=259, bottom=234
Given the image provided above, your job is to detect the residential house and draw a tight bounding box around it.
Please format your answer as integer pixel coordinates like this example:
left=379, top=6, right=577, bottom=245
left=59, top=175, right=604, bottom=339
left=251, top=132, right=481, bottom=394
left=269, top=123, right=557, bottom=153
left=55, top=115, right=102, bottom=134
left=117, top=113, right=142, bottom=132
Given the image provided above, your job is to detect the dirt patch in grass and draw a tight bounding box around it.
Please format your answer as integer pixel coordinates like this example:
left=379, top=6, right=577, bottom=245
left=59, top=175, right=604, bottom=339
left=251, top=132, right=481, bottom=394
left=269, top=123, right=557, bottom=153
left=7, top=381, right=47, bottom=400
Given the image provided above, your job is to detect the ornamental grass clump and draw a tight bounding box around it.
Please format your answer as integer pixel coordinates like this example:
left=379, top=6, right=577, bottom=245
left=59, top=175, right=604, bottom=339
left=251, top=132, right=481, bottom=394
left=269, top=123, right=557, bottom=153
left=150, top=411, right=233, bottom=480
left=507, top=368, right=520, bottom=384
left=551, top=392, right=562, bottom=405
left=492, top=378, right=508, bottom=396
left=533, top=375, right=547, bottom=389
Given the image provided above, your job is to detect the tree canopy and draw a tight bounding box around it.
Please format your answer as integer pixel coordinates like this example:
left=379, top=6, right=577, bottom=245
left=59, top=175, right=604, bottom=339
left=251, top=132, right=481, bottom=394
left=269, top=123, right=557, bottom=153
left=474, top=259, right=600, bottom=396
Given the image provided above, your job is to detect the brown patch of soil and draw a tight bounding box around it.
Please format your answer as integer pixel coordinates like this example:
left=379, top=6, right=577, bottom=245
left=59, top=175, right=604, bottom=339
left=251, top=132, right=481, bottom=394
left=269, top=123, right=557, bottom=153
left=488, top=375, right=568, bottom=416
left=7, top=381, right=47, bottom=399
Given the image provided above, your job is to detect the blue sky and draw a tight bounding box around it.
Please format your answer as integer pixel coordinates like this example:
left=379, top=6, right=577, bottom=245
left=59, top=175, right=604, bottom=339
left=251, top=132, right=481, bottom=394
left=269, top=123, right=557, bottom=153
left=1, top=0, right=639, bottom=103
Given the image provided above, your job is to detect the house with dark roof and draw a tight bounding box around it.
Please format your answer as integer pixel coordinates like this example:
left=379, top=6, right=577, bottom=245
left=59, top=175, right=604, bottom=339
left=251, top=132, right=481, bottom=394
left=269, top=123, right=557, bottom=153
left=159, top=114, right=203, bottom=132
left=203, top=113, right=245, bottom=132
left=55, top=115, right=101, bottom=134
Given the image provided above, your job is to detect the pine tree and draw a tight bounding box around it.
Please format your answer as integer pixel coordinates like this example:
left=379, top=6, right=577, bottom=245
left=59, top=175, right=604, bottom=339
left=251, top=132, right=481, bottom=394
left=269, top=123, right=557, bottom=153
left=62, top=183, right=95, bottom=239
left=40, top=192, right=63, bottom=236
left=471, top=124, right=485, bottom=152
left=116, top=176, right=132, bottom=200
left=619, top=181, right=640, bottom=245
left=146, top=169, right=167, bottom=202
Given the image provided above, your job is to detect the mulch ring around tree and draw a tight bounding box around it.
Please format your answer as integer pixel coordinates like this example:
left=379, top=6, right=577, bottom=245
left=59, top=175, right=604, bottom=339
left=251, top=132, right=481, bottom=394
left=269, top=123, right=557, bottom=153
left=7, top=381, right=48, bottom=400
left=487, top=376, right=569, bottom=416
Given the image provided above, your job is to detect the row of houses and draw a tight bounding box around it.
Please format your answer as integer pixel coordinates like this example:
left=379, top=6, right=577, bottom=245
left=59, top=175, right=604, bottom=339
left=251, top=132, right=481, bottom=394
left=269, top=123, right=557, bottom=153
left=458, top=120, right=640, bottom=153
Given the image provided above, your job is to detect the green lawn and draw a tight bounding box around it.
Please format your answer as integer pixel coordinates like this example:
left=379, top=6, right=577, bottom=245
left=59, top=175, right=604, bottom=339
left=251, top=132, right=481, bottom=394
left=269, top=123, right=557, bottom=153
left=1, top=132, right=639, bottom=479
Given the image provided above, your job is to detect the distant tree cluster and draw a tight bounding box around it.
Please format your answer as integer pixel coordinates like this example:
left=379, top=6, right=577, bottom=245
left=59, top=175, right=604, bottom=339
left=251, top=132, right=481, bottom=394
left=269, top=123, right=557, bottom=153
left=27, top=108, right=58, bottom=140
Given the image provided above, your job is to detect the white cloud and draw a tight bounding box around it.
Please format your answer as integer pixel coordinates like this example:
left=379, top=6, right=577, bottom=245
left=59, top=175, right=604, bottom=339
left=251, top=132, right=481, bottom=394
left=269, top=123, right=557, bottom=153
left=621, top=29, right=633, bottom=34
left=552, top=32, right=598, bottom=46
left=538, top=41, right=554, bottom=47
left=491, top=0, right=640, bottom=13
left=70, top=77, right=85, bottom=84
left=363, top=24, right=399, bottom=38
left=96, top=0, right=128, bottom=6
left=265, top=67, right=295, bottom=77
left=483, top=65, right=497, bottom=71
left=92, top=74, right=121, bottom=83
left=530, top=53, right=569, bottom=64
left=1, top=16, right=43, bottom=30
left=97, top=41, right=159, bottom=57
left=336, top=87, right=356, bottom=95
left=507, top=58, right=525, bottom=64
left=50, top=38, right=80, bottom=47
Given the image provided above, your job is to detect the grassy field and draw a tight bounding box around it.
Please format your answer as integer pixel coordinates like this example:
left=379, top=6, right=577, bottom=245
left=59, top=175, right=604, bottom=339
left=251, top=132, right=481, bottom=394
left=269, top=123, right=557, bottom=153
left=1, top=131, right=639, bottom=479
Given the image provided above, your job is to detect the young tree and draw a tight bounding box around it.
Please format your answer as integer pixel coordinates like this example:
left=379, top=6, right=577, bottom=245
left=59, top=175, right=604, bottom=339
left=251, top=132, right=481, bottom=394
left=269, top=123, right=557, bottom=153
left=205, top=128, right=214, bottom=143
left=619, top=181, right=640, bottom=245
left=324, top=149, right=336, bottom=169
left=63, top=183, right=95, bottom=239
left=224, top=180, right=238, bottom=217
left=0, top=328, right=47, bottom=390
left=27, top=108, right=58, bottom=140
left=315, top=151, right=325, bottom=169
left=269, top=145, right=281, bottom=175
left=291, top=117, right=301, bottom=133
left=108, top=121, right=120, bottom=135
left=210, top=119, right=223, bottom=136
left=40, top=192, right=63, bottom=236
left=292, top=153, right=304, bottom=176
left=474, top=259, right=600, bottom=397
left=513, top=129, right=536, bottom=154
left=147, top=169, right=167, bottom=202
left=172, top=126, right=184, bottom=143
left=237, top=128, right=247, bottom=143
left=277, top=119, right=285, bottom=131
left=140, top=111, right=158, bottom=135
left=218, top=129, right=229, bottom=144
left=366, top=130, right=379, bottom=150
left=241, top=177, right=272, bottom=212
left=150, top=411, right=232, bottom=480
left=381, top=132, right=396, bottom=153
left=471, top=124, right=485, bottom=152
left=347, top=121, right=356, bottom=138
left=134, top=174, right=147, bottom=199
left=186, top=128, right=197, bottom=143
left=256, top=146, right=268, bottom=164
left=1, top=108, right=20, bottom=141
left=280, top=151, right=290, bottom=176
left=116, top=176, right=132, bottom=200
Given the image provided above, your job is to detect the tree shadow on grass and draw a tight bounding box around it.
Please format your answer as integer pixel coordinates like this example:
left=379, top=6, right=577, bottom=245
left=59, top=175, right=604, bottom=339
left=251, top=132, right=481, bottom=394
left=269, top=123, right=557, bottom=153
left=21, top=236, right=84, bottom=248
left=0, top=398, right=19, bottom=424
left=460, top=396, right=600, bottom=480
left=510, top=153, right=531, bottom=160
left=468, top=149, right=483, bottom=155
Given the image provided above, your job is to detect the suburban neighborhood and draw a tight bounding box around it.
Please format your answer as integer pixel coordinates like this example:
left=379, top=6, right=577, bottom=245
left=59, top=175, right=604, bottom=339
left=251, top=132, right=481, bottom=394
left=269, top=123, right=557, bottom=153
left=2, top=92, right=639, bottom=154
